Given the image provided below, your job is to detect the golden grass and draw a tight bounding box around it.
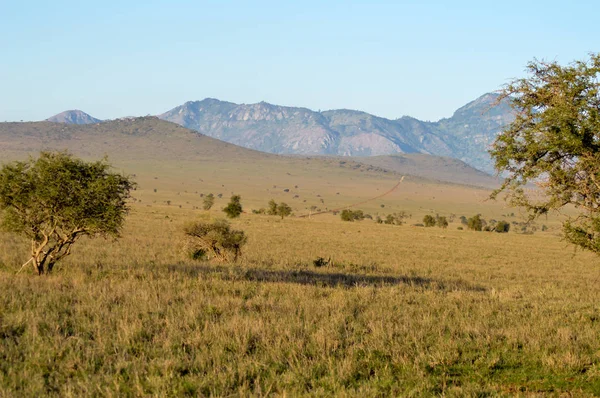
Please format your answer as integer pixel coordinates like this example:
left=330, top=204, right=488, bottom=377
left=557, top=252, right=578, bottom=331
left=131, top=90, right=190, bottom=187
left=0, top=131, right=594, bottom=395
left=1, top=200, right=599, bottom=396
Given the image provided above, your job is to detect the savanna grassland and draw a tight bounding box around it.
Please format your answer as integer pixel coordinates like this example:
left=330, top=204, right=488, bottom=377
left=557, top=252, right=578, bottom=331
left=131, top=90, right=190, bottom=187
left=1, top=119, right=599, bottom=396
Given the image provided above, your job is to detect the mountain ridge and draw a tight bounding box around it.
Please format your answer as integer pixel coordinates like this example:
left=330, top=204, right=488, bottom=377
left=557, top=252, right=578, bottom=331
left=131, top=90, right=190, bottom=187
left=158, top=93, right=512, bottom=173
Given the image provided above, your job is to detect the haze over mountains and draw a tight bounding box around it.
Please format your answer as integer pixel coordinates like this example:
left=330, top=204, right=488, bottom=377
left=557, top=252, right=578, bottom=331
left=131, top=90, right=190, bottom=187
left=44, top=93, right=514, bottom=174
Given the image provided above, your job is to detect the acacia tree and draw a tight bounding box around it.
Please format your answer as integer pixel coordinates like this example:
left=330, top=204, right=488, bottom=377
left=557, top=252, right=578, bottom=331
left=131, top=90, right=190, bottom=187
left=0, top=152, right=135, bottom=274
left=490, top=54, right=600, bottom=253
left=276, top=202, right=292, bottom=219
left=223, top=195, right=243, bottom=218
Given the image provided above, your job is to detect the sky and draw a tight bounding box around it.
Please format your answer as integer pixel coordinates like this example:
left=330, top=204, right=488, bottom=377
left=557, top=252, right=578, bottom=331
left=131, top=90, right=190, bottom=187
left=1, top=0, right=598, bottom=122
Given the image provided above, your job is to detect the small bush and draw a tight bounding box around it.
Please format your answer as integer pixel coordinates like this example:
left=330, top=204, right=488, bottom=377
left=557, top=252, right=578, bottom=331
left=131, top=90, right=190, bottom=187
left=184, top=219, right=247, bottom=262
left=423, top=215, right=436, bottom=227
left=467, top=214, right=484, bottom=231
left=223, top=195, right=243, bottom=218
left=495, top=220, right=510, bottom=233
left=203, top=193, right=215, bottom=210
left=436, top=216, right=449, bottom=229
left=341, top=209, right=364, bottom=222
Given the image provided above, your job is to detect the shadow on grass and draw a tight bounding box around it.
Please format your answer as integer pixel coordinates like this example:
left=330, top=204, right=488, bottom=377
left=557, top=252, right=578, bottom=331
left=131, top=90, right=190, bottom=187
left=166, top=264, right=486, bottom=292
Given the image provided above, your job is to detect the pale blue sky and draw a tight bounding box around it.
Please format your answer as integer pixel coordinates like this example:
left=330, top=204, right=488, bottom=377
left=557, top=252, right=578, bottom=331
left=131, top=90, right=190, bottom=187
left=1, top=0, right=597, bottom=122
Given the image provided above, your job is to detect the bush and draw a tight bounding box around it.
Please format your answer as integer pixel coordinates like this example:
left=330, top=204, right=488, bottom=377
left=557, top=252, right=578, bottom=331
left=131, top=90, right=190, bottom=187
left=467, top=215, right=484, bottom=231
left=495, top=220, right=511, bottom=233
left=183, top=219, right=247, bottom=262
left=203, top=193, right=215, bottom=210
left=436, top=216, right=449, bottom=229
left=223, top=195, right=243, bottom=218
left=384, top=212, right=408, bottom=225
left=423, top=215, right=436, bottom=227
left=340, top=209, right=364, bottom=222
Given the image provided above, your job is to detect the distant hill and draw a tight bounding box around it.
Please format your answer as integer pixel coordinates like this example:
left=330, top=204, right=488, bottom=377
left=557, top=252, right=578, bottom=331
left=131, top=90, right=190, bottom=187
left=0, top=118, right=498, bottom=188
left=351, top=154, right=501, bottom=189
left=46, top=110, right=102, bottom=125
left=159, top=93, right=513, bottom=174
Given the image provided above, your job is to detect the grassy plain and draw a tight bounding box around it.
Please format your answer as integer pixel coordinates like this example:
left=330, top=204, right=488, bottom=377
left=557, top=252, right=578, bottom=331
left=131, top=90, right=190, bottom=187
left=1, top=119, right=599, bottom=396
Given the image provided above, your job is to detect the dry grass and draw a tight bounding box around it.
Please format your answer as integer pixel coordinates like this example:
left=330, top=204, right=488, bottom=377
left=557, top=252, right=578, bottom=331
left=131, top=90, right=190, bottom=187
left=0, top=130, right=595, bottom=395
left=1, top=203, right=599, bottom=396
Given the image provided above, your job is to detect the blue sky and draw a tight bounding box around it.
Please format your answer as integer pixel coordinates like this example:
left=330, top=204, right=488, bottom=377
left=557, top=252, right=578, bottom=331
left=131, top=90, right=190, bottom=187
left=1, top=0, right=597, bottom=122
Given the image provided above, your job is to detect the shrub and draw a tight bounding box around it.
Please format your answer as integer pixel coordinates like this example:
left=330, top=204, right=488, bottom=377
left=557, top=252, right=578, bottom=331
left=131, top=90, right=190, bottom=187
left=340, top=209, right=364, bottom=222
left=423, top=215, right=436, bottom=227
left=223, top=195, right=243, bottom=218
left=183, top=219, right=247, bottom=262
left=467, top=214, right=484, bottom=231
left=203, top=193, right=215, bottom=210
left=267, top=199, right=278, bottom=215
left=495, top=220, right=511, bottom=233
left=436, top=216, right=449, bottom=229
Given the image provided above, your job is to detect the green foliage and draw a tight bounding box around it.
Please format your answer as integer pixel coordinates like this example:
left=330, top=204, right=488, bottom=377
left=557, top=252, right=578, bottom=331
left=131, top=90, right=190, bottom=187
left=467, top=215, right=484, bottom=232
left=0, top=151, right=134, bottom=274
left=436, top=216, right=448, bottom=229
left=495, top=221, right=511, bottom=233
left=423, top=215, right=436, bottom=227
left=276, top=202, right=292, bottom=219
left=267, top=199, right=278, bottom=215
left=384, top=212, right=408, bottom=225
left=490, top=53, right=600, bottom=256
left=183, top=219, right=247, bottom=262
left=223, top=195, right=242, bottom=218
left=340, top=209, right=364, bottom=222
left=203, top=193, right=215, bottom=210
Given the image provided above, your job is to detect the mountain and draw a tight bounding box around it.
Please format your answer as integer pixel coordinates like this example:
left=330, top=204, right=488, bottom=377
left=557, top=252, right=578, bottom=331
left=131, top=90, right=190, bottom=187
left=0, top=117, right=498, bottom=189
left=46, top=110, right=103, bottom=125
left=159, top=93, right=513, bottom=174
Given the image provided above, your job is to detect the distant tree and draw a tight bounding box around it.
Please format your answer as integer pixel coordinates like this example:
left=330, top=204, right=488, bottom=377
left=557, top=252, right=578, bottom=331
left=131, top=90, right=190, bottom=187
left=340, top=209, right=364, bottom=222
left=467, top=215, right=484, bottom=231
left=423, top=215, right=436, bottom=227
left=436, top=216, right=449, bottom=229
left=223, top=195, right=243, bottom=218
left=460, top=215, right=468, bottom=225
left=495, top=220, right=511, bottom=233
left=183, top=219, right=247, bottom=262
left=276, top=202, right=292, bottom=219
left=490, top=54, right=600, bottom=256
left=341, top=209, right=355, bottom=222
left=267, top=199, right=278, bottom=215
left=0, top=152, right=135, bottom=274
left=203, top=193, right=215, bottom=210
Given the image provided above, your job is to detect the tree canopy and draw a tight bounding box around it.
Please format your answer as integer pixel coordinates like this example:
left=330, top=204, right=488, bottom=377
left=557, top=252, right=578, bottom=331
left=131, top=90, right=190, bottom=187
left=223, top=195, right=243, bottom=218
left=490, top=54, right=600, bottom=253
left=0, top=152, right=135, bottom=274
